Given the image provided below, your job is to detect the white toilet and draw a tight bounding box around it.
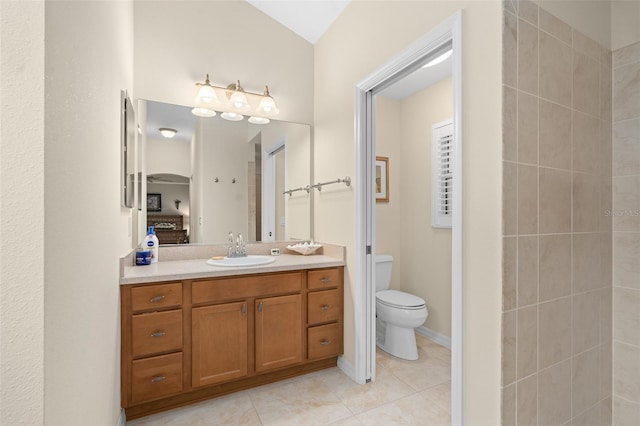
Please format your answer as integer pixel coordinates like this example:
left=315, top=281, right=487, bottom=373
left=375, top=254, right=428, bottom=360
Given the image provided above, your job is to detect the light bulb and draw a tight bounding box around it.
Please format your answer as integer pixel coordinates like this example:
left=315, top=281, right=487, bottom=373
left=257, top=96, right=279, bottom=116
left=229, top=91, right=249, bottom=111
left=194, top=74, right=220, bottom=107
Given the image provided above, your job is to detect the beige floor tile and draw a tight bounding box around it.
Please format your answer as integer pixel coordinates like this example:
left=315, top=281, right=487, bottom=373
left=319, top=364, right=415, bottom=414
left=420, top=381, right=451, bottom=412
left=127, top=393, right=261, bottom=426
left=250, top=373, right=352, bottom=425
left=128, top=336, right=451, bottom=426
left=355, top=392, right=450, bottom=426
left=328, top=416, right=364, bottom=425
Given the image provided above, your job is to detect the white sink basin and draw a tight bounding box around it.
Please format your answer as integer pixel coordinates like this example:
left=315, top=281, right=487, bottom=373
left=206, top=255, right=276, bottom=267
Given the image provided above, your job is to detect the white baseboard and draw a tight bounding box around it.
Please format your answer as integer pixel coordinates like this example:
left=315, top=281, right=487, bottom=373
left=117, top=408, right=126, bottom=426
left=416, top=325, right=451, bottom=350
left=337, top=356, right=357, bottom=382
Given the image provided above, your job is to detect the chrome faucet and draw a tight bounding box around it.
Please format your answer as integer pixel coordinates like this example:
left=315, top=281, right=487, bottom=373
left=227, top=232, right=247, bottom=258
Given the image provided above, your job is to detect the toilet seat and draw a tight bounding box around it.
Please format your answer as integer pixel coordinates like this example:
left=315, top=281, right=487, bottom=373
left=376, top=290, right=426, bottom=309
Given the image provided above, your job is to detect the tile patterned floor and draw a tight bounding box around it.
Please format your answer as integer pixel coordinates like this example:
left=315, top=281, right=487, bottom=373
left=127, top=334, right=451, bottom=426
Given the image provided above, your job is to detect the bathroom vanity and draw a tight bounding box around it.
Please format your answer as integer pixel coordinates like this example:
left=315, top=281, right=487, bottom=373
left=119, top=244, right=344, bottom=420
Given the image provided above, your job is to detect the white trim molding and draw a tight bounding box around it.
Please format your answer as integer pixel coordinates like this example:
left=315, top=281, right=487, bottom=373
left=416, top=326, right=452, bottom=350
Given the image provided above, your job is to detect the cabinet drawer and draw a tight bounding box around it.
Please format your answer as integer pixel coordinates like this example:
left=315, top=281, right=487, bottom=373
left=132, top=310, right=183, bottom=358
left=308, top=268, right=341, bottom=290
left=131, top=283, right=182, bottom=312
left=307, top=323, right=342, bottom=360
left=307, top=289, right=340, bottom=325
left=131, top=352, right=183, bottom=404
left=192, top=272, right=302, bottom=304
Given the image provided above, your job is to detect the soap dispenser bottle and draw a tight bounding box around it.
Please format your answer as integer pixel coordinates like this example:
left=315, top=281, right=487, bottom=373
left=143, top=226, right=160, bottom=263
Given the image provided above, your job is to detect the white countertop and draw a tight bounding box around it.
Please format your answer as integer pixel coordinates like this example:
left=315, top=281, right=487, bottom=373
left=120, top=254, right=344, bottom=285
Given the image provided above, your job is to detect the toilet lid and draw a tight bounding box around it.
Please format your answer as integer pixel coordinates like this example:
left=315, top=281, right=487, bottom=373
left=377, top=290, right=426, bottom=308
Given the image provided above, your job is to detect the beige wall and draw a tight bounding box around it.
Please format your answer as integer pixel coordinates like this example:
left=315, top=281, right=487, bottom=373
left=376, top=77, right=453, bottom=338
left=375, top=97, right=403, bottom=290
left=2, top=2, right=133, bottom=423
left=0, top=1, right=45, bottom=424
left=502, top=2, right=613, bottom=424
left=399, top=78, right=453, bottom=337
left=133, top=1, right=314, bottom=125
left=43, top=0, right=134, bottom=424
left=315, top=2, right=503, bottom=423
left=612, top=40, right=640, bottom=424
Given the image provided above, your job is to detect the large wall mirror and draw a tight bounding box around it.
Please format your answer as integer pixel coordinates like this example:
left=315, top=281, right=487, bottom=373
left=139, top=100, right=312, bottom=246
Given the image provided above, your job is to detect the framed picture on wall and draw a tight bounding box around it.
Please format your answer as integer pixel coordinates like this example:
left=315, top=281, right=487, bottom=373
left=147, top=193, right=162, bottom=212
left=376, top=156, right=389, bottom=202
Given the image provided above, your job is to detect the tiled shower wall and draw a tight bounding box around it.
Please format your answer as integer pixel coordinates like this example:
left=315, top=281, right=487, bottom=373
left=612, top=41, right=640, bottom=424
left=501, top=1, right=613, bottom=424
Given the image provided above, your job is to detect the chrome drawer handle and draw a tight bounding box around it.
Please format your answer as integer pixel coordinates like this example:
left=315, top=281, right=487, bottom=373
left=320, top=304, right=331, bottom=311
left=320, top=277, right=330, bottom=284
left=258, top=302, right=263, bottom=313
left=151, top=375, right=166, bottom=383
left=320, top=339, right=331, bottom=346
left=149, top=295, right=165, bottom=303
left=151, top=330, right=166, bottom=338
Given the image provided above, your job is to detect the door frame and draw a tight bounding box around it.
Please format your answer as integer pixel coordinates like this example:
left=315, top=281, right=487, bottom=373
left=353, top=10, right=463, bottom=425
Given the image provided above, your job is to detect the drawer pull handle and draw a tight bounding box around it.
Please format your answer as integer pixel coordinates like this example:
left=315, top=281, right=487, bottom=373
left=149, top=295, right=165, bottom=303
left=257, top=302, right=263, bottom=313
left=242, top=303, right=247, bottom=314
left=151, top=330, right=166, bottom=338
left=320, top=304, right=331, bottom=311
left=320, top=277, right=330, bottom=284
left=151, top=375, right=166, bottom=383
left=320, top=339, right=331, bottom=346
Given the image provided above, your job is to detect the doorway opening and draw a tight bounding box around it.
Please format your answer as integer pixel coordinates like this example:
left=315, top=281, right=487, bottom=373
left=353, top=11, right=463, bottom=425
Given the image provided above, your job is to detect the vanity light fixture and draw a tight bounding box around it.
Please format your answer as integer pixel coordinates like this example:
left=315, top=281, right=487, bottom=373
left=159, top=128, right=178, bottom=138
left=422, top=48, right=453, bottom=68
left=191, top=74, right=279, bottom=124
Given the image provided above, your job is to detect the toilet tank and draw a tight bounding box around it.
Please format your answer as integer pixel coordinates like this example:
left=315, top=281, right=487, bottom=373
left=375, top=254, right=393, bottom=292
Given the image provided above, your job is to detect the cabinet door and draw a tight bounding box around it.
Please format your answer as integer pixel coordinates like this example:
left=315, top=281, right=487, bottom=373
left=255, top=294, right=302, bottom=372
left=192, top=301, right=248, bottom=387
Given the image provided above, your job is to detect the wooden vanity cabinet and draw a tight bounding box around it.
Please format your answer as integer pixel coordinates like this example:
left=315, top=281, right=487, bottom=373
left=121, top=266, right=343, bottom=420
left=255, top=294, right=303, bottom=372
left=306, top=268, right=343, bottom=360
left=121, top=281, right=185, bottom=408
left=191, top=301, right=248, bottom=388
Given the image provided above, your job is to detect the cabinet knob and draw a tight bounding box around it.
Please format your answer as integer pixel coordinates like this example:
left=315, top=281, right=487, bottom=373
left=320, top=339, right=331, bottom=346
left=150, top=330, right=166, bottom=338
left=149, top=295, right=165, bottom=303
left=320, top=304, right=331, bottom=311
left=151, top=375, right=166, bottom=383
left=320, top=277, right=330, bottom=284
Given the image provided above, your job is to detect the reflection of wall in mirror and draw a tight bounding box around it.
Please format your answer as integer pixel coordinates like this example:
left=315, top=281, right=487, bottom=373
left=199, top=117, right=249, bottom=243
left=147, top=137, right=190, bottom=176
left=259, top=122, right=311, bottom=241
left=147, top=136, right=191, bottom=236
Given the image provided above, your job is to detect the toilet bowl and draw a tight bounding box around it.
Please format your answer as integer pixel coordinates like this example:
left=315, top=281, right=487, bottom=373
left=375, top=255, right=428, bottom=360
